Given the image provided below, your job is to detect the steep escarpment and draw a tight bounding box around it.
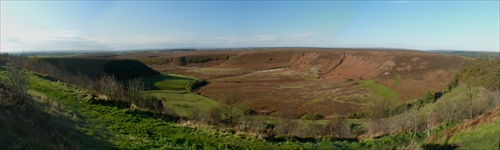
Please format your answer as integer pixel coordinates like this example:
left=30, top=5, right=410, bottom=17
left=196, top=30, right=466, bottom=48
left=211, top=49, right=465, bottom=100
left=42, top=58, right=159, bottom=80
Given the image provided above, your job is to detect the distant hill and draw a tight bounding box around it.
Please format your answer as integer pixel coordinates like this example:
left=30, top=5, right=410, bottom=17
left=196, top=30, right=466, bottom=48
left=427, top=50, right=499, bottom=59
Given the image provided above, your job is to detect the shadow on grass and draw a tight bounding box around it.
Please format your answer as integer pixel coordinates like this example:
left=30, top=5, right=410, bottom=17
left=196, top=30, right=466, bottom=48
left=33, top=73, right=59, bottom=82
left=147, top=90, right=190, bottom=94
left=265, top=135, right=358, bottom=143
left=0, top=88, right=114, bottom=149
left=421, top=144, right=458, bottom=150
left=88, top=98, right=180, bottom=122
left=141, top=74, right=192, bottom=90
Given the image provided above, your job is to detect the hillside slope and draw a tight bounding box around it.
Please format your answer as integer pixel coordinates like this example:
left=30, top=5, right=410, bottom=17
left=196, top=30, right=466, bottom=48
left=0, top=82, right=112, bottom=149
left=215, top=49, right=465, bottom=100
left=115, top=48, right=466, bottom=116
left=42, top=58, right=159, bottom=80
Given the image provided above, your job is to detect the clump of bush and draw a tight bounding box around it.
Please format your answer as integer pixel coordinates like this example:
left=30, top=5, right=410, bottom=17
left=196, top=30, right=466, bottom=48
left=454, top=58, right=500, bottom=89
left=138, top=57, right=173, bottom=65
left=346, top=112, right=368, bottom=119
left=180, top=54, right=233, bottom=65
left=185, top=79, right=208, bottom=92
left=300, top=113, right=323, bottom=120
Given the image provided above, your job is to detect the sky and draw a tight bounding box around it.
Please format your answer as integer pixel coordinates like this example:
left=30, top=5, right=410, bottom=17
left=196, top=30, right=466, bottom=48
left=1, top=1, right=499, bottom=52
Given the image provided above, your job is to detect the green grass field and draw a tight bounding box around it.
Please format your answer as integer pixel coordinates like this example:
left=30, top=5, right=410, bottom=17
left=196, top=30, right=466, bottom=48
left=139, top=74, right=221, bottom=117
left=361, top=80, right=399, bottom=101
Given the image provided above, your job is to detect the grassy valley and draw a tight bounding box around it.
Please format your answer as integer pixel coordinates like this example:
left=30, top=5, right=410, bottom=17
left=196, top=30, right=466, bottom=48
left=1, top=48, right=499, bottom=149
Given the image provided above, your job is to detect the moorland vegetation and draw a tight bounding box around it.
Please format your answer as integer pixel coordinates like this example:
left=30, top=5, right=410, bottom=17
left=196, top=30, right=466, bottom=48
left=0, top=49, right=498, bottom=149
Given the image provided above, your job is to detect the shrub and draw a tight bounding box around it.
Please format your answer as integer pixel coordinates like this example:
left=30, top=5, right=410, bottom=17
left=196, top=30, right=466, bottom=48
left=346, top=112, right=367, bottom=119
left=325, top=118, right=351, bottom=138
left=208, top=107, right=222, bottom=125
left=185, top=79, right=208, bottom=92
left=180, top=54, right=233, bottom=64
left=300, top=113, right=323, bottom=120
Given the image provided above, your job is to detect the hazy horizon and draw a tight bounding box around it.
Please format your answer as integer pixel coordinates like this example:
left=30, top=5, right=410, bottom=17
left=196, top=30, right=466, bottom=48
left=1, top=1, right=499, bottom=52
left=1, top=47, right=498, bottom=54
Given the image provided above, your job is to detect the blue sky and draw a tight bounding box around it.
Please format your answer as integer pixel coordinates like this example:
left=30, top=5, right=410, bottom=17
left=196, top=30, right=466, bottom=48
left=1, top=1, right=499, bottom=52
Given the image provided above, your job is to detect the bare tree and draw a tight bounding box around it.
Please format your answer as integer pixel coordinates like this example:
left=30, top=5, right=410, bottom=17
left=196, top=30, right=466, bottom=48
left=425, top=112, right=432, bottom=137
left=127, top=78, right=145, bottom=106
left=98, top=75, right=124, bottom=101
left=274, top=118, right=297, bottom=135
left=326, top=117, right=350, bottom=138
left=486, top=88, right=500, bottom=108
left=464, top=84, right=477, bottom=120
left=190, top=108, right=209, bottom=124
left=218, top=91, right=243, bottom=125
left=207, top=107, right=222, bottom=125
left=369, top=97, right=399, bottom=119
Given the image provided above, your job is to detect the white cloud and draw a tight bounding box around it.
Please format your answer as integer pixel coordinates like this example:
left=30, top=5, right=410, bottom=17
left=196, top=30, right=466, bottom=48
left=1, top=31, right=325, bottom=51
left=1, top=30, right=110, bottom=51
left=4, top=37, right=23, bottom=43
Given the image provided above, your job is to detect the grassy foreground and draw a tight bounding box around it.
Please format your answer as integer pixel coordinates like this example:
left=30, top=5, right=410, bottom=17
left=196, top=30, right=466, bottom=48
left=29, top=73, right=272, bottom=149
left=448, top=115, right=500, bottom=149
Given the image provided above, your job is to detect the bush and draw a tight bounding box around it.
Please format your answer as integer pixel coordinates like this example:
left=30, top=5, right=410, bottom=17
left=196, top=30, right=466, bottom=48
left=185, top=79, right=208, bottom=92
left=138, top=58, right=172, bottom=65
left=455, top=58, right=500, bottom=88
left=325, top=118, right=351, bottom=138
left=208, top=108, right=222, bottom=125
left=300, top=113, right=323, bottom=120
left=346, top=112, right=367, bottom=119
left=180, top=54, right=233, bottom=65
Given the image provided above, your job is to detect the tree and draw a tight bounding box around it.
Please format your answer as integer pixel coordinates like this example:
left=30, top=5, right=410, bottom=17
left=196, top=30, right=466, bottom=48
left=127, top=78, right=146, bottom=106
left=464, top=84, right=477, bottom=120
left=326, top=117, right=350, bottom=138
left=369, top=97, right=399, bottom=119
left=485, top=88, right=500, bottom=108
left=274, top=118, right=297, bottom=135
left=218, top=91, right=244, bottom=125
left=425, top=112, right=432, bottom=137
left=97, top=75, right=124, bottom=101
